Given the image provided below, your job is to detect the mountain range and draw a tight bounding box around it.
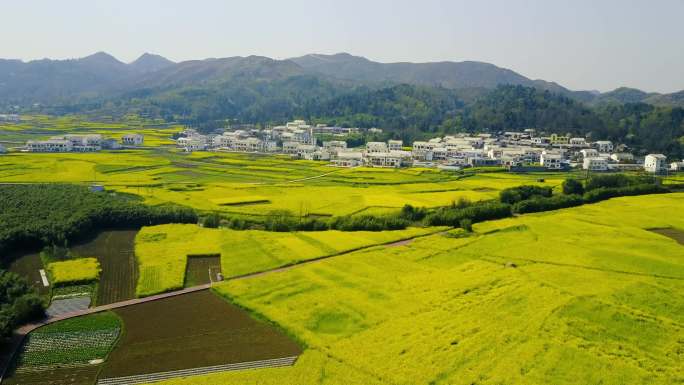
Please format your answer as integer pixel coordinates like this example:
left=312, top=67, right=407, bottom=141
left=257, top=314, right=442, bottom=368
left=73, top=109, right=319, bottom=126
left=0, top=52, right=682, bottom=107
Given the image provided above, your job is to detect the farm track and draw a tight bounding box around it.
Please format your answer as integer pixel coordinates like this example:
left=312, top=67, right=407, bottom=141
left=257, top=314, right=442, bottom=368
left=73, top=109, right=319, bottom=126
left=228, top=227, right=450, bottom=281
left=96, top=356, right=298, bottom=385
left=0, top=228, right=447, bottom=383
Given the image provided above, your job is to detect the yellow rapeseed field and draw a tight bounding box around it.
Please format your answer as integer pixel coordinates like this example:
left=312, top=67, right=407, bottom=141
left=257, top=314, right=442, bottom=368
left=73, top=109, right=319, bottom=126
left=156, top=193, right=684, bottom=385
left=134, top=224, right=442, bottom=296
left=47, top=258, right=101, bottom=285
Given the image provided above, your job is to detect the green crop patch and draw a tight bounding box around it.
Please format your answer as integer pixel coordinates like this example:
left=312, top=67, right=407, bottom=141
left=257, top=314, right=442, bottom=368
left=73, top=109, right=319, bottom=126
left=4, top=312, right=121, bottom=385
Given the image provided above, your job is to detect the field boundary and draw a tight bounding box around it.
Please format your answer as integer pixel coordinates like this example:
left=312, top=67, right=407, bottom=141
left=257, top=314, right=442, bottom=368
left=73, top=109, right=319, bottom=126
left=96, top=356, right=298, bottom=385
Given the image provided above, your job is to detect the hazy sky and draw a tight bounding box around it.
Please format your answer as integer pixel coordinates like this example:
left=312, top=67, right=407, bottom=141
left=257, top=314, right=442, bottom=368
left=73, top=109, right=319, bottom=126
left=2, top=0, right=683, bottom=93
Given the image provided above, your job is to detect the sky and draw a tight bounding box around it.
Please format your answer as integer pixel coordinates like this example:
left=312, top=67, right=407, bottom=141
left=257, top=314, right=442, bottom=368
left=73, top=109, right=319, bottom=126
left=2, top=0, right=683, bottom=93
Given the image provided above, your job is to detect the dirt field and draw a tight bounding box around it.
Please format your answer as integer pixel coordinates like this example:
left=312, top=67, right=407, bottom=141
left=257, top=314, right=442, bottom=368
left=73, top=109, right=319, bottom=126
left=99, top=290, right=301, bottom=379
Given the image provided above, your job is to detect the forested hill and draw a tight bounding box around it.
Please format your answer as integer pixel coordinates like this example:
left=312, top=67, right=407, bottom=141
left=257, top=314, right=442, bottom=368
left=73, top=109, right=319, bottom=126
left=298, top=84, right=683, bottom=158
left=1, top=52, right=683, bottom=157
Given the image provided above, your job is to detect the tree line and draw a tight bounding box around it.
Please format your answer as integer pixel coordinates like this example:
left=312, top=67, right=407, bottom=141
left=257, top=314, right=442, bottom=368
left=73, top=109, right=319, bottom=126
left=0, top=184, right=197, bottom=260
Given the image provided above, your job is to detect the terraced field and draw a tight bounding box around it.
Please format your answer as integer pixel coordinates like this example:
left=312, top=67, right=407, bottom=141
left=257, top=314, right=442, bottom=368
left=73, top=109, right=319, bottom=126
left=0, top=115, right=181, bottom=146
left=153, top=193, right=684, bottom=385
left=0, top=148, right=569, bottom=218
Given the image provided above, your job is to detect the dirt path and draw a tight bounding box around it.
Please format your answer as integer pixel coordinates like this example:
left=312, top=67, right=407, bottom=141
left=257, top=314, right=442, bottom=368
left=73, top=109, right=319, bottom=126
left=0, top=228, right=449, bottom=382
left=284, top=170, right=339, bottom=183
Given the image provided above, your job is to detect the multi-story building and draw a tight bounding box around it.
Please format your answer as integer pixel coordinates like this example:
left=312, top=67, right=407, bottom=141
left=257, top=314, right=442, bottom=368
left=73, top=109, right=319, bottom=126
left=583, top=157, right=609, bottom=171
left=540, top=151, right=563, bottom=169
left=644, top=154, right=667, bottom=174
left=387, top=140, right=403, bottom=151
left=366, top=142, right=388, bottom=153
left=595, top=141, right=614, bottom=153
left=122, top=134, right=144, bottom=146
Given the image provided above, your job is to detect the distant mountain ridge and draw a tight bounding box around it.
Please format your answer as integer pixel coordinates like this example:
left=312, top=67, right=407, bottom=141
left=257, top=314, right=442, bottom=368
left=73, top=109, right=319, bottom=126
left=0, top=51, right=682, bottom=107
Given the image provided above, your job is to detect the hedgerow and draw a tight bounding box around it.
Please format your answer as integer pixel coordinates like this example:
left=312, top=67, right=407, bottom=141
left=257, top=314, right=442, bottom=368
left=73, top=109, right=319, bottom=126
left=0, top=184, right=197, bottom=258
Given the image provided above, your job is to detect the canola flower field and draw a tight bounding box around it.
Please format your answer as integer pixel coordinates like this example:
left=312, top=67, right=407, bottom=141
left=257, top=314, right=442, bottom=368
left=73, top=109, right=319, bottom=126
left=4, top=118, right=684, bottom=384
left=0, top=114, right=181, bottom=146
left=47, top=258, right=101, bottom=286
left=0, top=148, right=569, bottom=218
left=135, top=224, right=444, bottom=296
left=153, top=193, right=684, bottom=385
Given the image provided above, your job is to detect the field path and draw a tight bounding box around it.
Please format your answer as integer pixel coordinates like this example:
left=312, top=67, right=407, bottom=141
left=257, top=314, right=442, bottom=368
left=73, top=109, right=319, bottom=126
left=228, top=228, right=448, bottom=281
left=0, top=228, right=447, bottom=382
left=284, top=169, right=340, bottom=183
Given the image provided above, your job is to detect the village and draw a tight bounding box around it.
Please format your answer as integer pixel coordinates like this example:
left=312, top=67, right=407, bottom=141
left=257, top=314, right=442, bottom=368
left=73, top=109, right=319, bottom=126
left=173, top=120, right=682, bottom=174
left=14, top=119, right=684, bottom=174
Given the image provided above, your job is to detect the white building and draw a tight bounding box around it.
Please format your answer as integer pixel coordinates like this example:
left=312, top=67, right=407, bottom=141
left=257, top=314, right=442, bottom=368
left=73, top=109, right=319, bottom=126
left=644, top=154, right=667, bottom=174
left=0, top=144, right=6, bottom=153
left=569, top=137, right=587, bottom=147
left=323, top=141, right=347, bottom=150
left=610, top=152, right=635, bottom=163
left=27, top=138, right=72, bottom=152
left=332, top=151, right=364, bottom=167
left=595, top=141, right=614, bottom=153
left=540, top=151, right=563, bottom=169
left=580, top=149, right=599, bottom=159
left=365, top=151, right=412, bottom=168
left=583, top=157, right=609, bottom=171
left=233, top=138, right=265, bottom=152
left=177, top=137, right=206, bottom=152
left=282, top=141, right=301, bottom=155
left=387, top=140, right=403, bottom=151
left=0, top=114, right=20, bottom=122
left=670, top=161, right=684, bottom=172
left=366, top=142, right=388, bottom=153
left=122, top=134, right=144, bottom=146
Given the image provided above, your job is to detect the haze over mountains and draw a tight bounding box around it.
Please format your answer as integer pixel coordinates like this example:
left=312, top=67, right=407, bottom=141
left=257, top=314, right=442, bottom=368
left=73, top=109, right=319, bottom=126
left=0, top=52, right=682, bottom=107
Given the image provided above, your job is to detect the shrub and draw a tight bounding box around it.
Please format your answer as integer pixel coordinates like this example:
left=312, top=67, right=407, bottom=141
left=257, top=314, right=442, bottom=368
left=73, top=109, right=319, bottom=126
left=425, top=201, right=512, bottom=227
left=200, top=213, right=221, bottom=228
left=451, top=197, right=472, bottom=209
left=562, top=179, right=584, bottom=195
left=330, top=215, right=409, bottom=231
left=513, top=194, right=584, bottom=214
left=583, top=184, right=669, bottom=203
left=459, top=219, right=473, bottom=232
left=0, top=184, right=197, bottom=260
left=264, top=210, right=299, bottom=232
left=500, top=185, right=553, bottom=204
left=0, top=270, right=45, bottom=337
left=584, top=174, right=651, bottom=192
left=400, top=204, right=427, bottom=221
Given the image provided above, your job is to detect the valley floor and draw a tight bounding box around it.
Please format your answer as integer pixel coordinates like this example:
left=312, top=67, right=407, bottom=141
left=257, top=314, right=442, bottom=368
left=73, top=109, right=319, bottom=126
left=155, top=193, right=684, bottom=385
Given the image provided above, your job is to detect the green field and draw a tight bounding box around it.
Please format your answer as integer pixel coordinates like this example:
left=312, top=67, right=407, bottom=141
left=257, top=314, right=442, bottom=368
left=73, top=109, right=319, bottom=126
left=0, top=115, right=181, bottom=146
left=4, top=138, right=683, bottom=384
left=153, top=193, right=684, bottom=385
left=4, top=312, right=121, bottom=385
left=0, top=149, right=569, bottom=218
left=135, top=224, right=443, bottom=296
